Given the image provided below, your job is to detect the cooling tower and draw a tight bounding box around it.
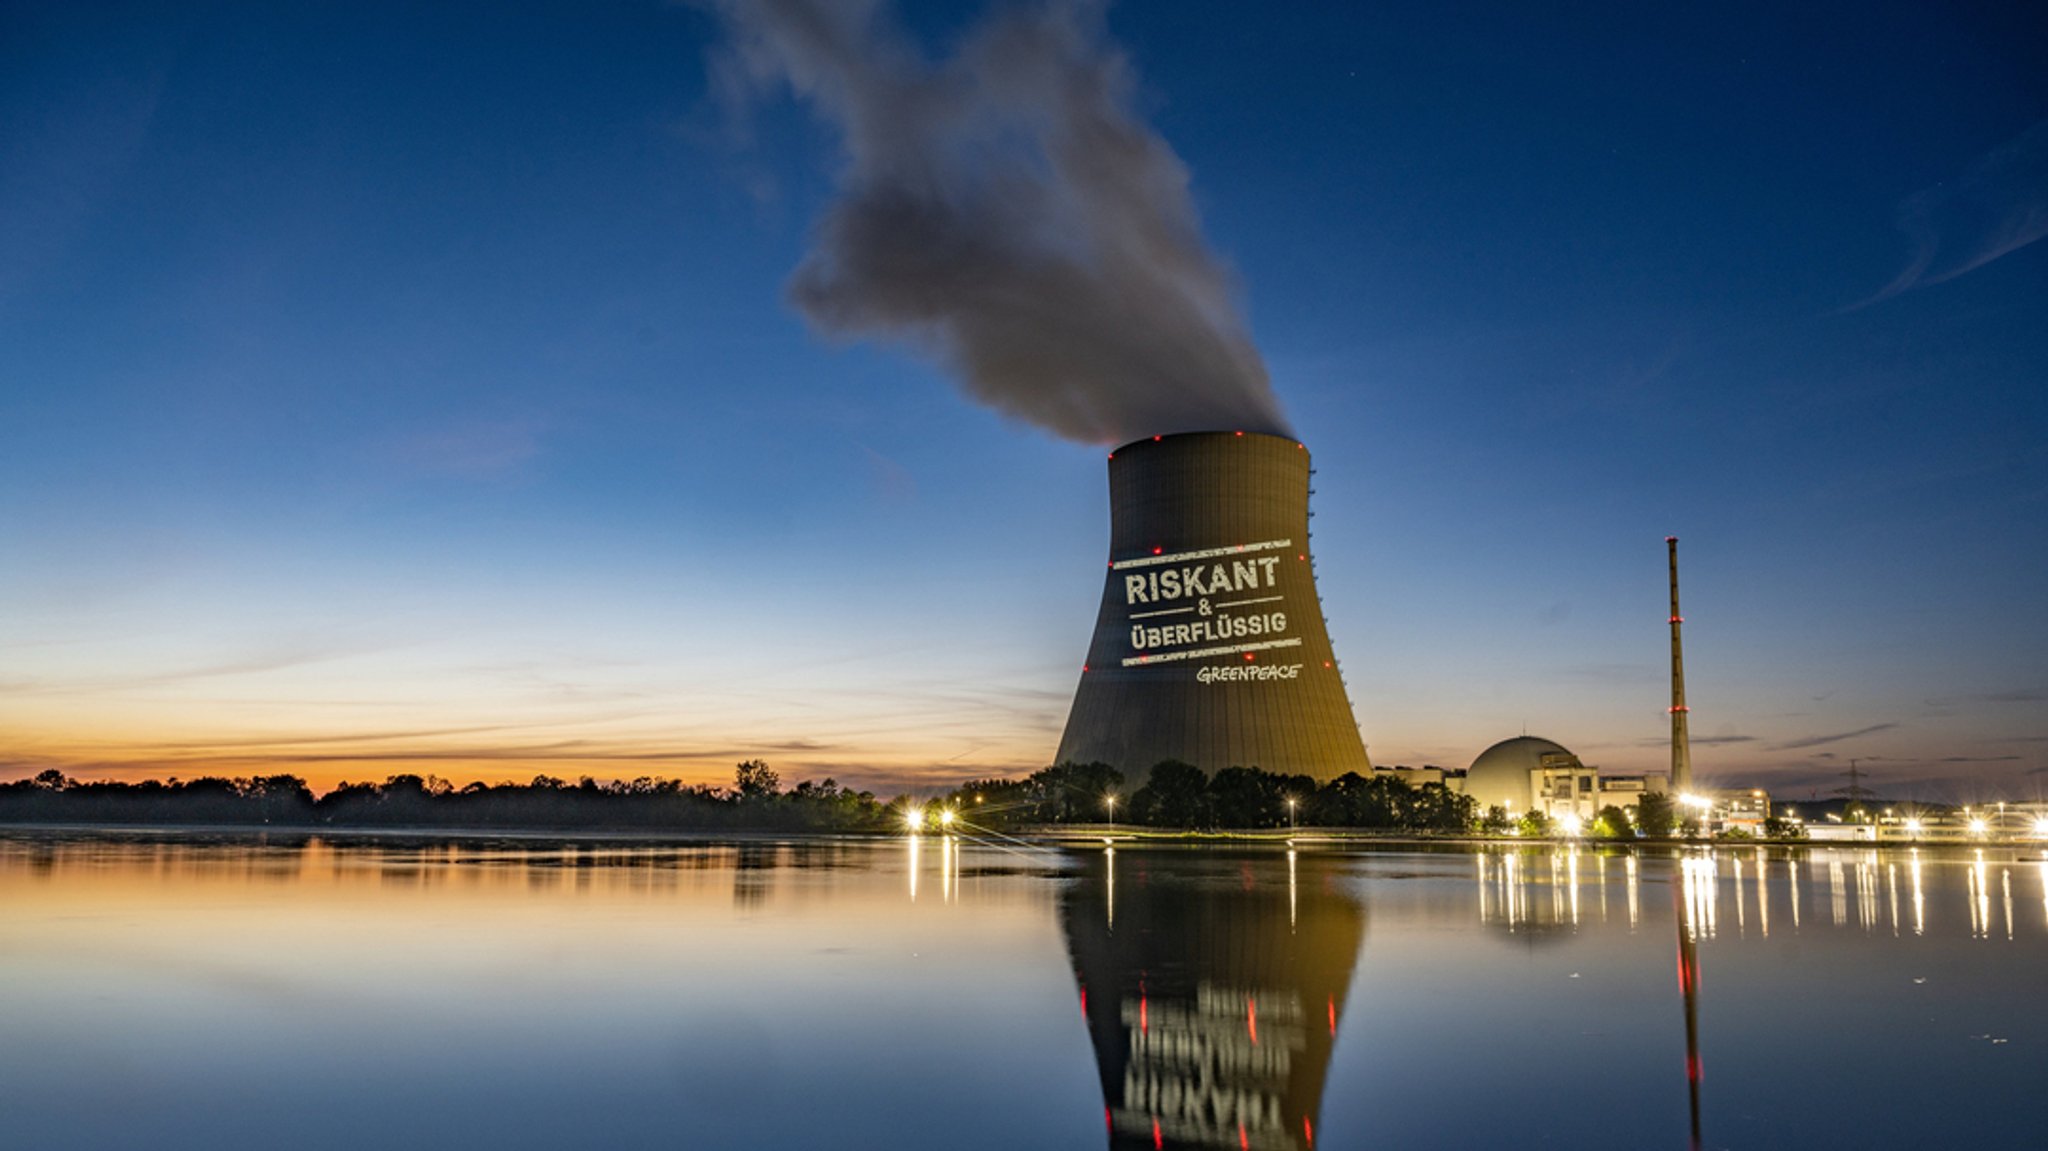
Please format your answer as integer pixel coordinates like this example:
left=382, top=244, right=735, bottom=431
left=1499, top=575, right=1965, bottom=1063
left=1055, top=431, right=1370, bottom=781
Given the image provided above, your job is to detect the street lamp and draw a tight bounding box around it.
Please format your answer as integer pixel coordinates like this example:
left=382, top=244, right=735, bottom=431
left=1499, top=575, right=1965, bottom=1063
left=939, top=808, right=956, bottom=832
left=1287, top=796, right=1298, bottom=831
left=1105, top=793, right=1117, bottom=828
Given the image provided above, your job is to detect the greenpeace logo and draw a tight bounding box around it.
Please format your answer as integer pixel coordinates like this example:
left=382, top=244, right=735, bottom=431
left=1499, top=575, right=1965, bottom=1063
left=1196, top=663, right=1303, bottom=684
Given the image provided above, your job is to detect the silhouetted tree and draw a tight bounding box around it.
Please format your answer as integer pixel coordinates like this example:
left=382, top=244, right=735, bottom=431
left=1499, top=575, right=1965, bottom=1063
left=733, top=760, right=781, bottom=800
left=1407, top=782, right=1476, bottom=832
left=1636, top=792, right=1677, bottom=837
left=1209, top=766, right=1283, bottom=827
left=1024, top=762, right=1125, bottom=822
left=1593, top=804, right=1634, bottom=839
left=1130, top=760, right=1211, bottom=828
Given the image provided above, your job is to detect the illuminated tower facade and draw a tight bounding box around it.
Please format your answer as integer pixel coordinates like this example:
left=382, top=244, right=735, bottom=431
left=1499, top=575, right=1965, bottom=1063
left=1055, top=432, right=1370, bottom=781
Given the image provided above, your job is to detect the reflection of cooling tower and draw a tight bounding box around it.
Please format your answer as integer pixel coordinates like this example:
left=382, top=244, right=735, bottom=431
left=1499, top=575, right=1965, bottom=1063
left=1059, top=849, right=1365, bottom=1150
left=1055, top=432, right=1370, bottom=780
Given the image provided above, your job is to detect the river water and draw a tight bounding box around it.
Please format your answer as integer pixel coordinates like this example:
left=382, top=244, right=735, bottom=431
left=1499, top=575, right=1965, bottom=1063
left=2, top=830, right=2042, bottom=1150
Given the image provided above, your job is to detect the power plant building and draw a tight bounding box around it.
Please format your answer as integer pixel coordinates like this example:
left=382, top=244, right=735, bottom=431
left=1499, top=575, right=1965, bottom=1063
left=1465, top=735, right=1664, bottom=821
left=1055, top=432, right=1370, bottom=782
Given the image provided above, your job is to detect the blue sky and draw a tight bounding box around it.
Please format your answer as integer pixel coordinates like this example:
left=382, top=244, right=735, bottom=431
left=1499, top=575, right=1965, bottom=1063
left=3, top=1, right=2043, bottom=799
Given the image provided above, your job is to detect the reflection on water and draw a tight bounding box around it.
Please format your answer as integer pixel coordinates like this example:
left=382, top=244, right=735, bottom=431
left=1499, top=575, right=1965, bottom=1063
left=1466, top=842, right=2048, bottom=944
left=5, top=831, right=2048, bottom=1151
left=1676, top=855, right=1705, bottom=1151
left=1058, top=847, right=1363, bottom=1150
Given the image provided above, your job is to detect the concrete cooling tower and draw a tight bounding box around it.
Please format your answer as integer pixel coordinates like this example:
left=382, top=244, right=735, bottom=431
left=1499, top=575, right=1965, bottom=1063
left=1055, top=432, right=1370, bottom=781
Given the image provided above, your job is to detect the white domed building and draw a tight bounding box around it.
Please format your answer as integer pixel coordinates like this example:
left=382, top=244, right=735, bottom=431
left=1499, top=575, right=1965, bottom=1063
left=1465, top=736, right=1664, bottom=822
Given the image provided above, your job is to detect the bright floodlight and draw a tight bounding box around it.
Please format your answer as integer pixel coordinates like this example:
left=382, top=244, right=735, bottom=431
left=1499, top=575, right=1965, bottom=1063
left=1560, top=814, right=1583, bottom=836
left=1904, top=818, right=1923, bottom=835
left=1969, top=818, right=1987, bottom=835
left=904, top=805, right=924, bottom=831
left=2035, top=817, right=2048, bottom=838
left=939, top=808, right=956, bottom=828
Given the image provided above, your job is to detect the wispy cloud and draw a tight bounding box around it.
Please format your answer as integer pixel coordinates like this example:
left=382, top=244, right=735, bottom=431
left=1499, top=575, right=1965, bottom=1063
left=859, top=444, right=919, bottom=504
left=1925, top=689, right=2044, bottom=708
left=377, top=417, right=548, bottom=482
left=0, top=638, right=399, bottom=696
left=1849, top=117, right=2048, bottom=309
left=1772, top=723, right=1898, bottom=751
left=1559, top=662, right=1656, bottom=685
left=1632, top=734, right=1756, bottom=748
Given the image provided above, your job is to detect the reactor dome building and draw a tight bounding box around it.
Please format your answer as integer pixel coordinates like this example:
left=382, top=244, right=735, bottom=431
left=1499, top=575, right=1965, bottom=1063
left=1464, top=736, right=1581, bottom=813
left=1054, top=431, right=1371, bottom=782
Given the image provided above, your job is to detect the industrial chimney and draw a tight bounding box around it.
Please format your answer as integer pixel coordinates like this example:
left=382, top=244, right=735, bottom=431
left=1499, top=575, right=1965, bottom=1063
left=1054, top=432, right=1371, bottom=781
left=1668, top=536, right=1693, bottom=796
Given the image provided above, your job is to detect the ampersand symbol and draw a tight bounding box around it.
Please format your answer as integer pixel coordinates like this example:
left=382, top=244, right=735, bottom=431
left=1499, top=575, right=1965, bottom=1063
left=1198, top=599, right=1212, bottom=616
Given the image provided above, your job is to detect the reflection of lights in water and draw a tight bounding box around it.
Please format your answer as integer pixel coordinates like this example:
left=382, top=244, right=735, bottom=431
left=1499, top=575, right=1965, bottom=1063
left=1567, top=847, right=1580, bottom=927
left=941, top=835, right=954, bottom=904
left=1476, top=854, right=1489, bottom=922
left=2040, top=860, right=2048, bottom=930
left=1287, top=849, right=1297, bottom=931
left=907, top=834, right=920, bottom=902
left=1597, top=853, right=1609, bottom=923
left=1910, top=851, right=1924, bottom=936
left=1788, top=858, right=1800, bottom=929
left=1732, top=855, right=1745, bottom=934
left=1502, top=853, right=1521, bottom=929
left=1828, top=856, right=1847, bottom=927
left=1966, top=847, right=1982, bottom=938
left=1680, top=855, right=1717, bottom=941
left=1755, top=848, right=1769, bottom=938
left=1104, top=846, right=1115, bottom=930
left=1626, top=854, right=1640, bottom=929
left=1887, top=863, right=1900, bottom=937
left=1549, top=852, right=1563, bottom=923
left=2003, top=868, right=2013, bottom=941
left=1857, top=856, right=1878, bottom=932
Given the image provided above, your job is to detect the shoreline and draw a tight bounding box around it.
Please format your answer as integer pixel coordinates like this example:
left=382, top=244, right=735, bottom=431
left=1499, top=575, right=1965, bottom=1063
left=4, top=820, right=2044, bottom=856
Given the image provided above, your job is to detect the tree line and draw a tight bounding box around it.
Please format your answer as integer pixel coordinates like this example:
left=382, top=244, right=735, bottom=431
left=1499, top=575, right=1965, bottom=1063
left=939, top=760, right=1477, bottom=833
left=10, top=759, right=1773, bottom=838
left=0, top=763, right=891, bottom=832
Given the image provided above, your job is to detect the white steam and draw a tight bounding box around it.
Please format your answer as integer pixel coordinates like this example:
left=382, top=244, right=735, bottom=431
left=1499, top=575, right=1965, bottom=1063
left=705, top=0, right=1290, bottom=445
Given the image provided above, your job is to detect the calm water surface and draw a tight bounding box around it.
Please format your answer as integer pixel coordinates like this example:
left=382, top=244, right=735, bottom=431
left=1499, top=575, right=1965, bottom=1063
left=3, top=831, right=2044, bottom=1149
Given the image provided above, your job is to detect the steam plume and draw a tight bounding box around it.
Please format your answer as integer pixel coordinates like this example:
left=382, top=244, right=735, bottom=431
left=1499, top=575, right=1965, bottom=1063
left=705, top=0, right=1290, bottom=445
